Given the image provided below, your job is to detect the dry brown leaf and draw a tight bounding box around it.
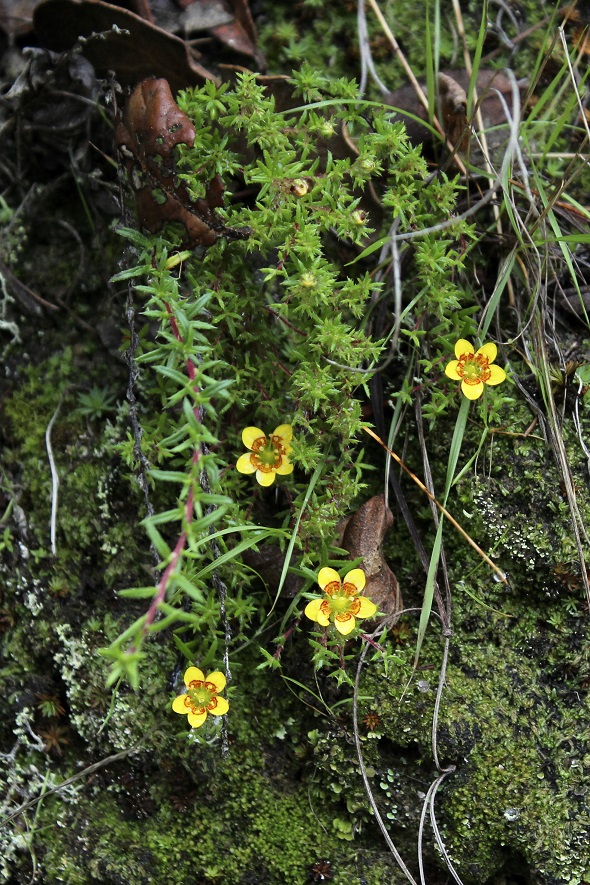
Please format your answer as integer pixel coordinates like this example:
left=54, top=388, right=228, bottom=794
left=438, top=71, right=469, bottom=150
left=0, top=0, right=38, bottom=36
left=115, top=77, right=251, bottom=246
left=210, top=19, right=263, bottom=66
left=180, top=0, right=265, bottom=68
left=339, top=494, right=402, bottom=618
left=34, top=0, right=215, bottom=93
left=385, top=68, right=521, bottom=156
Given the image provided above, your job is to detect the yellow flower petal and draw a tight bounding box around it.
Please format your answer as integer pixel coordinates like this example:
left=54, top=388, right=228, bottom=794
left=256, top=469, right=276, bottom=487
left=212, top=695, right=229, bottom=716
left=275, top=459, right=294, bottom=476
left=187, top=710, right=208, bottom=728
left=206, top=671, right=226, bottom=693
left=334, top=614, right=356, bottom=635
left=455, top=339, right=474, bottom=359
left=461, top=380, right=484, bottom=400
left=356, top=596, right=378, bottom=618
left=343, top=568, right=366, bottom=592
left=172, top=694, right=190, bottom=714
left=184, top=666, right=205, bottom=685
left=242, top=426, right=266, bottom=449
left=272, top=424, right=293, bottom=443
left=317, top=567, right=341, bottom=590
left=305, top=597, right=330, bottom=626
left=236, top=452, right=257, bottom=474
left=476, top=342, right=497, bottom=363
left=445, top=359, right=461, bottom=381
left=486, top=364, right=506, bottom=386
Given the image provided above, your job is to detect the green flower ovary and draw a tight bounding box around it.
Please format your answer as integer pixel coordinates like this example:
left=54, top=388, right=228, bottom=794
left=251, top=435, right=284, bottom=469
left=457, top=352, right=491, bottom=385
left=328, top=594, right=354, bottom=615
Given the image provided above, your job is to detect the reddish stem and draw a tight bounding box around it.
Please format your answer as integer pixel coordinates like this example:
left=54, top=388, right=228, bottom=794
left=137, top=300, right=202, bottom=641
left=359, top=634, right=386, bottom=653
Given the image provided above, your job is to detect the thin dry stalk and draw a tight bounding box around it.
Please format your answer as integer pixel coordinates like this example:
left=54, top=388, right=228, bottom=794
left=365, top=0, right=468, bottom=175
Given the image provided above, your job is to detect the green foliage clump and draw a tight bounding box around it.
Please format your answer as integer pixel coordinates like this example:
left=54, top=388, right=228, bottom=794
left=102, top=68, right=473, bottom=685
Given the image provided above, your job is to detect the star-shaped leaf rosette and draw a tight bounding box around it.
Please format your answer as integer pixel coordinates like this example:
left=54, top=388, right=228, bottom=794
left=304, top=567, right=378, bottom=636
left=445, top=339, right=506, bottom=400
left=172, top=667, right=229, bottom=729
left=236, top=424, right=294, bottom=487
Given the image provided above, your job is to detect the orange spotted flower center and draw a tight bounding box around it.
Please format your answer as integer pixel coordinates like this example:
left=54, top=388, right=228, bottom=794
left=456, top=352, right=492, bottom=386
left=184, top=679, right=218, bottom=715
left=249, top=435, right=286, bottom=473
left=322, top=580, right=361, bottom=616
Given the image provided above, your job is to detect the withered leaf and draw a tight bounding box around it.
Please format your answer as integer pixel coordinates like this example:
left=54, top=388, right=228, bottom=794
left=242, top=495, right=402, bottom=613
left=340, top=494, right=402, bottom=618
left=178, top=0, right=233, bottom=24
left=0, top=0, right=39, bottom=36
left=438, top=72, right=469, bottom=151
left=385, top=68, right=522, bottom=159
left=33, top=0, right=215, bottom=93
left=225, top=0, right=258, bottom=47
left=211, top=19, right=264, bottom=67
left=180, top=0, right=265, bottom=69
left=115, top=77, right=250, bottom=247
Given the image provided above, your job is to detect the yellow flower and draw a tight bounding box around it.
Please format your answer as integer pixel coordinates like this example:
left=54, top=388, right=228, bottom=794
left=172, top=667, right=229, bottom=729
left=236, top=424, right=294, bottom=487
left=304, top=567, right=377, bottom=636
left=445, top=339, right=506, bottom=400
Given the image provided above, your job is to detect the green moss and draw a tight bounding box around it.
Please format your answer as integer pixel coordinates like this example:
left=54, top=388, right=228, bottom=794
left=465, top=411, right=590, bottom=594
left=33, top=715, right=410, bottom=885
left=1, top=347, right=148, bottom=603
left=6, top=364, right=589, bottom=884
left=440, top=597, right=590, bottom=882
